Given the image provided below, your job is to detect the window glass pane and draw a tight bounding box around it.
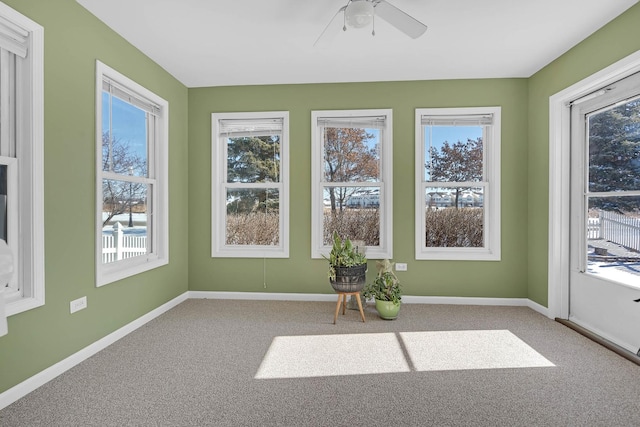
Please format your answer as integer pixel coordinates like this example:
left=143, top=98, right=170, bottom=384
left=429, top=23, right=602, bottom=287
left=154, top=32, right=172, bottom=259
left=101, top=179, right=149, bottom=264
left=416, top=108, right=500, bottom=260
left=588, top=98, right=640, bottom=193
left=97, top=62, right=168, bottom=286
left=323, top=186, right=380, bottom=211
left=311, top=109, right=391, bottom=260
left=424, top=126, right=483, bottom=182
left=323, top=126, right=380, bottom=183
left=323, top=186, right=380, bottom=246
left=226, top=188, right=280, bottom=245
left=424, top=187, right=484, bottom=248
left=212, top=112, right=289, bottom=257
left=0, top=165, right=6, bottom=242
left=102, top=91, right=148, bottom=177
left=226, top=135, right=280, bottom=183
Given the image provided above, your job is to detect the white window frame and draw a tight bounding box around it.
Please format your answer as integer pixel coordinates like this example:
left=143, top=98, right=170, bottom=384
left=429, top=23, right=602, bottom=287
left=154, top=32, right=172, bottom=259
left=415, top=106, right=501, bottom=261
left=548, top=50, right=640, bottom=320
left=311, top=109, right=393, bottom=260
left=211, top=111, right=290, bottom=258
left=95, top=61, right=169, bottom=287
left=1, top=3, right=45, bottom=317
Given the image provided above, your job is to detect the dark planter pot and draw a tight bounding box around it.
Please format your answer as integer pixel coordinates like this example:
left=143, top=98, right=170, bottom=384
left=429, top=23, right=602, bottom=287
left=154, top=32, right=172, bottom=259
left=330, top=264, right=367, bottom=293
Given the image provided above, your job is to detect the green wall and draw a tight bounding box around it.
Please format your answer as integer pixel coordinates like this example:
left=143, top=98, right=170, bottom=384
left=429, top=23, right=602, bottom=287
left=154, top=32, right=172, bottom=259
left=2, top=0, right=640, bottom=401
left=188, top=79, right=530, bottom=298
left=0, top=0, right=189, bottom=394
left=527, top=3, right=640, bottom=306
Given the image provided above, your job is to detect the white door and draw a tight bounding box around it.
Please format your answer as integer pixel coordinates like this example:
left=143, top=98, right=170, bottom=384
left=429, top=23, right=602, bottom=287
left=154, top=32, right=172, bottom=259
left=569, top=71, right=640, bottom=355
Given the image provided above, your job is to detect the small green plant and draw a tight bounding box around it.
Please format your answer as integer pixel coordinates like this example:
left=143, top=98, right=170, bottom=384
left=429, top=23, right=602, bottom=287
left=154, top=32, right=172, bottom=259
left=363, top=259, right=402, bottom=304
left=324, top=231, right=367, bottom=281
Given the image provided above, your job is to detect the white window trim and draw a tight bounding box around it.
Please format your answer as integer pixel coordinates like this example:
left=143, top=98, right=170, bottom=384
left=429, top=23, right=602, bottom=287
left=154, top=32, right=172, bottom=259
left=211, top=111, right=290, bottom=258
left=311, top=109, right=393, bottom=260
left=95, top=61, right=169, bottom=287
left=1, top=3, right=44, bottom=317
left=414, top=106, right=501, bottom=261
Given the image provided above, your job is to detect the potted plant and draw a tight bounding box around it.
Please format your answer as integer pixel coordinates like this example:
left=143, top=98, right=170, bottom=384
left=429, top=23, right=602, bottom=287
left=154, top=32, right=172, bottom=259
left=363, top=259, right=402, bottom=320
left=324, top=231, right=367, bottom=293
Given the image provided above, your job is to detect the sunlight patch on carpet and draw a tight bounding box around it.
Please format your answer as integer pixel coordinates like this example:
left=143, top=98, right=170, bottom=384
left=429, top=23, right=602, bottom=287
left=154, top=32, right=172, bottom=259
left=400, top=330, right=555, bottom=371
left=255, top=333, right=410, bottom=379
left=255, top=330, right=554, bottom=379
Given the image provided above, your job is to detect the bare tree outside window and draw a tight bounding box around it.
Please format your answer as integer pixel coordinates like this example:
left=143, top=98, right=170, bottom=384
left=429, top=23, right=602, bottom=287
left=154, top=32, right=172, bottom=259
left=100, top=87, right=152, bottom=266
left=101, top=132, right=148, bottom=227
left=323, top=127, right=379, bottom=211
left=416, top=108, right=500, bottom=260
left=424, top=131, right=485, bottom=248
left=322, top=126, right=381, bottom=245
left=427, top=137, right=483, bottom=208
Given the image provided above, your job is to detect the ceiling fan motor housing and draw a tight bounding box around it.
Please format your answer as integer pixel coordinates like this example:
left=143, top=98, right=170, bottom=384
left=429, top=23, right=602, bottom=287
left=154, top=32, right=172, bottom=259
left=345, top=0, right=374, bottom=29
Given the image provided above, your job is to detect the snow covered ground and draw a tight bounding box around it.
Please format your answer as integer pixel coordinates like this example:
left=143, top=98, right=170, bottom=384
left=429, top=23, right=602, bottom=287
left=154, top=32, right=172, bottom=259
left=587, top=261, right=640, bottom=286
left=102, top=213, right=147, bottom=235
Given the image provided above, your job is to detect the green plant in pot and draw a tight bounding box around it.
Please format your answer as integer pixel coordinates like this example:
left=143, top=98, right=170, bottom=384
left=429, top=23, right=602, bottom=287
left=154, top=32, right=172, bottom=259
left=324, top=231, right=367, bottom=293
left=363, top=259, right=402, bottom=320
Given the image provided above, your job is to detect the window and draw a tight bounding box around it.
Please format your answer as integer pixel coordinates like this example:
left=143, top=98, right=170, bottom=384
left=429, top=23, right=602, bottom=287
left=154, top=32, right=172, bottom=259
left=311, top=109, right=393, bottom=259
left=0, top=3, right=44, bottom=316
left=211, top=112, right=289, bottom=258
left=96, top=61, right=168, bottom=286
left=415, top=107, right=501, bottom=260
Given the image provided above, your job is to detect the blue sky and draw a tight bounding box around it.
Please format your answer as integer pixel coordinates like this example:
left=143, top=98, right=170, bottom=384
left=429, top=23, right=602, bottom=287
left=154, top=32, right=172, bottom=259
left=424, top=125, right=483, bottom=180
left=100, top=107, right=481, bottom=180
left=102, top=92, right=148, bottom=169
left=428, top=126, right=483, bottom=151
left=361, top=125, right=481, bottom=154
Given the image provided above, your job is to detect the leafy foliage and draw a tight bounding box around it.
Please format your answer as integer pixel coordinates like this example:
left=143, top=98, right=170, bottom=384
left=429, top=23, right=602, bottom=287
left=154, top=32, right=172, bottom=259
left=588, top=99, right=640, bottom=212
left=227, top=136, right=280, bottom=184
left=363, top=259, right=402, bottom=304
left=324, top=231, right=367, bottom=280
left=226, top=136, right=281, bottom=215
left=427, top=137, right=483, bottom=208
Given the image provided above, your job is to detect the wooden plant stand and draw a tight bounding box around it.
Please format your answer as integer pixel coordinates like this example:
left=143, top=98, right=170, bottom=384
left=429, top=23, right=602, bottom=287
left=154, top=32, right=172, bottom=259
left=333, top=291, right=366, bottom=324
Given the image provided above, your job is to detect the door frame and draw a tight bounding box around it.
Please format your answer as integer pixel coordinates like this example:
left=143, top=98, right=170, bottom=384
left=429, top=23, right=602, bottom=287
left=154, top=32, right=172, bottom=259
left=548, top=49, right=640, bottom=319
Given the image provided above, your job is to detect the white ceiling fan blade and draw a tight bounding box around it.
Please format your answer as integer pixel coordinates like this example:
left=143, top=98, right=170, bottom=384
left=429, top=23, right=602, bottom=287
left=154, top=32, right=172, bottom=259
left=374, top=0, right=427, bottom=39
left=314, top=6, right=347, bottom=48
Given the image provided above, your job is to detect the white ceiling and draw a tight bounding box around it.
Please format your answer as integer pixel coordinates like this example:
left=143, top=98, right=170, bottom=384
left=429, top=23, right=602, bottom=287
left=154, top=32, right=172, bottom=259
left=76, top=0, right=639, bottom=88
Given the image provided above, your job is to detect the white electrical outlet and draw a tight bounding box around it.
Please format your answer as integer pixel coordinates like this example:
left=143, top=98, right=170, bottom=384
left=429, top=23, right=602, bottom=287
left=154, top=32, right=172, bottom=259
left=395, top=263, right=407, bottom=271
left=70, top=296, right=87, bottom=314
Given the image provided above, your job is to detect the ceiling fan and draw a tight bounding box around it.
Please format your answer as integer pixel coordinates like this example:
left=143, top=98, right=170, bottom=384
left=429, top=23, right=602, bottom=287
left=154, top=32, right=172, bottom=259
left=314, top=0, right=427, bottom=47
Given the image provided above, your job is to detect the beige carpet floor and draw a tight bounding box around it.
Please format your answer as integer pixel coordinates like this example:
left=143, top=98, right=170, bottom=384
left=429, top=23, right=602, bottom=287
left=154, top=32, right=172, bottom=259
left=2, top=299, right=640, bottom=426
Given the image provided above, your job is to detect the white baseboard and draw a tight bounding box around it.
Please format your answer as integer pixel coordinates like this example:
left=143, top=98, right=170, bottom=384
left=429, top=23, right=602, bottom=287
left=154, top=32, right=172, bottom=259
left=401, top=295, right=527, bottom=306
left=1, top=290, right=548, bottom=410
left=191, top=291, right=550, bottom=316
left=0, top=292, right=189, bottom=411
left=402, top=295, right=549, bottom=317
left=526, top=298, right=549, bottom=317
left=189, top=290, right=338, bottom=301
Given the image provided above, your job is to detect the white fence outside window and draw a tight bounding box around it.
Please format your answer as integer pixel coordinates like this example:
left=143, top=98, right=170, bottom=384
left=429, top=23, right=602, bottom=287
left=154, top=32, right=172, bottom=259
left=102, top=222, right=147, bottom=263
left=587, top=211, right=640, bottom=252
